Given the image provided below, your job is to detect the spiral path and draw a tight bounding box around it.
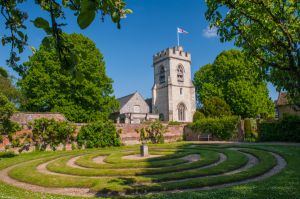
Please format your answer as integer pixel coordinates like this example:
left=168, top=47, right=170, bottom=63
left=0, top=145, right=287, bottom=197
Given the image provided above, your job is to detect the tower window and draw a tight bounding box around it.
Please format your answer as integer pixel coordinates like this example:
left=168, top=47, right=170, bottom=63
left=159, top=66, right=165, bottom=84
left=180, top=88, right=183, bottom=95
left=177, top=65, right=184, bottom=82
left=178, top=103, right=186, bottom=121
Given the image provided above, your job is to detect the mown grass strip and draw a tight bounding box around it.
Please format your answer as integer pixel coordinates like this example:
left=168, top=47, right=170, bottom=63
left=135, top=149, right=247, bottom=182
left=76, top=150, right=191, bottom=169
left=8, top=155, right=104, bottom=188
left=114, top=148, right=277, bottom=194
left=46, top=150, right=220, bottom=176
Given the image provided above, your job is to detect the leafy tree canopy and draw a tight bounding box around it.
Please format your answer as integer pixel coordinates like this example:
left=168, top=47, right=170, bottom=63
left=1, top=0, right=132, bottom=75
left=201, top=97, right=232, bottom=118
left=0, top=67, right=20, bottom=103
left=194, top=49, right=274, bottom=118
left=19, top=33, right=119, bottom=123
left=0, top=67, right=8, bottom=78
left=205, top=0, right=300, bottom=104
left=0, top=93, right=20, bottom=135
left=0, top=93, right=15, bottom=124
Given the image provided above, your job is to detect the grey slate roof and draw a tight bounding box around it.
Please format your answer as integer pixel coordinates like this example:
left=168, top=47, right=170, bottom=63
left=117, top=92, right=136, bottom=109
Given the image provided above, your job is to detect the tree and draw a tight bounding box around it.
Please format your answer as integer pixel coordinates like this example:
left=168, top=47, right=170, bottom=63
left=201, top=97, right=232, bottom=118
left=193, top=64, right=223, bottom=108
left=0, top=0, right=132, bottom=75
left=0, top=67, right=20, bottom=103
left=205, top=0, right=300, bottom=104
left=0, top=93, right=20, bottom=136
left=194, top=50, right=274, bottom=118
left=19, top=33, right=119, bottom=123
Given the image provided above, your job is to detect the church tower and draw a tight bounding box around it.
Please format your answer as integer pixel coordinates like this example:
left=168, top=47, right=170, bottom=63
left=152, top=46, right=196, bottom=122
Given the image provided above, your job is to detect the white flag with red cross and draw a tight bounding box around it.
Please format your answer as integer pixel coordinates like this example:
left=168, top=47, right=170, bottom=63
left=177, top=27, right=189, bottom=34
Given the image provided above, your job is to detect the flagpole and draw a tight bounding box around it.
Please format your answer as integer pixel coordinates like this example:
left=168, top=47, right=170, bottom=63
left=177, top=28, right=180, bottom=46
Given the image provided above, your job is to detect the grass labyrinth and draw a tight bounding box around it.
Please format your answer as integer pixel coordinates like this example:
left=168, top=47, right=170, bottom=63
left=0, top=143, right=290, bottom=198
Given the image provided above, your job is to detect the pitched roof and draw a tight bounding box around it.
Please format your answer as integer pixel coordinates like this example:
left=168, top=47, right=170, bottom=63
left=117, top=92, right=136, bottom=109
left=276, top=92, right=289, bottom=106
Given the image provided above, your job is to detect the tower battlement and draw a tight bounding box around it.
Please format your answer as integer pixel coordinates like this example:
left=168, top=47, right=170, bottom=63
left=153, top=46, right=191, bottom=64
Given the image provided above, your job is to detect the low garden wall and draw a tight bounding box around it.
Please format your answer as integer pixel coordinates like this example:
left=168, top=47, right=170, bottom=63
left=1, top=112, right=186, bottom=150
left=0, top=124, right=185, bottom=150
left=10, top=112, right=67, bottom=129
left=1, top=112, right=255, bottom=152
left=116, top=123, right=184, bottom=145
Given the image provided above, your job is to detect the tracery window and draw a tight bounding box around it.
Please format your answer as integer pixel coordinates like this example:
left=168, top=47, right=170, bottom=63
left=178, top=103, right=186, bottom=121
left=159, top=66, right=165, bottom=84
left=177, top=65, right=184, bottom=82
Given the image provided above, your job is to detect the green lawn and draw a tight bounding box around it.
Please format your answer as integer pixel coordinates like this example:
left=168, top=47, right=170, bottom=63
left=0, top=142, right=299, bottom=199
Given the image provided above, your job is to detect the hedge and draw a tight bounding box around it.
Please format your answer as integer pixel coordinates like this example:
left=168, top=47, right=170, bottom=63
left=259, top=114, right=300, bottom=142
left=77, top=120, right=121, bottom=148
left=188, top=116, right=240, bottom=140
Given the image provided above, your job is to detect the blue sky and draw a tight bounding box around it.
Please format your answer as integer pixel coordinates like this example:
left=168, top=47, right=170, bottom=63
left=0, top=0, right=278, bottom=100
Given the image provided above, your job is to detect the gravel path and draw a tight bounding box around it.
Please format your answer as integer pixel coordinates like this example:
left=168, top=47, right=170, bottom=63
left=66, top=156, right=89, bottom=169
left=155, top=152, right=257, bottom=184
left=181, top=154, right=200, bottom=162
left=92, top=156, right=107, bottom=164
left=147, top=151, right=286, bottom=194
left=37, top=158, right=107, bottom=179
left=0, top=164, right=94, bottom=197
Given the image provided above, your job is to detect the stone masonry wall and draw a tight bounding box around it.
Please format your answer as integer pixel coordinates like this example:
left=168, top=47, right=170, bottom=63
left=11, top=112, right=67, bottom=129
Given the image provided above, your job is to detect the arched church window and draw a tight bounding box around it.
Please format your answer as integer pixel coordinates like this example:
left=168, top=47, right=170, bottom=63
left=177, top=65, right=184, bottom=82
left=159, top=66, right=165, bottom=84
left=178, top=103, right=186, bottom=121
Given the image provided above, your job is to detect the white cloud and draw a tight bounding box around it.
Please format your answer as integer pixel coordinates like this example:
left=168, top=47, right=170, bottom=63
left=202, top=26, right=218, bottom=38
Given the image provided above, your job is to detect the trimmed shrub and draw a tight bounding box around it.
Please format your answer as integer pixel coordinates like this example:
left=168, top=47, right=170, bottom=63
left=29, top=118, right=75, bottom=151
left=259, top=114, right=300, bottom=142
left=11, top=137, right=21, bottom=147
left=189, top=116, right=240, bottom=140
left=136, top=120, right=166, bottom=144
left=77, top=120, right=121, bottom=148
left=193, top=111, right=205, bottom=122
left=3, top=120, right=21, bottom=135
left=244, top=118, right=258, bottom=142
left=201, top=97, right=232, bottom=118
left=168, top=121, right=181, bottom=126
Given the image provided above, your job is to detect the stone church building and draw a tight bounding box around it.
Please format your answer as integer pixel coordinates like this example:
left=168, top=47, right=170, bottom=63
left=113, top=46, right=196, bottom=123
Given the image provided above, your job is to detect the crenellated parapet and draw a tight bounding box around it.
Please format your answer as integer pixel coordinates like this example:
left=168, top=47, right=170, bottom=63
left=153, top=46, right=191, bottom=64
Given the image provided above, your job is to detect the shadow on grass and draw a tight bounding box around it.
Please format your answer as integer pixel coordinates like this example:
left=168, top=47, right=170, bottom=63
left=0, top=151, right=16, bottom=159
left=94, top=143, right=202, bottom=196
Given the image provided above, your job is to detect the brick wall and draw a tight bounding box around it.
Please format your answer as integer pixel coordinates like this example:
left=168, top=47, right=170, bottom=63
left=117, top=123, right=184, bottom=145
left=0, top=136, right=10, bottom=150
left=1, top=120, right=185, bottom=150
